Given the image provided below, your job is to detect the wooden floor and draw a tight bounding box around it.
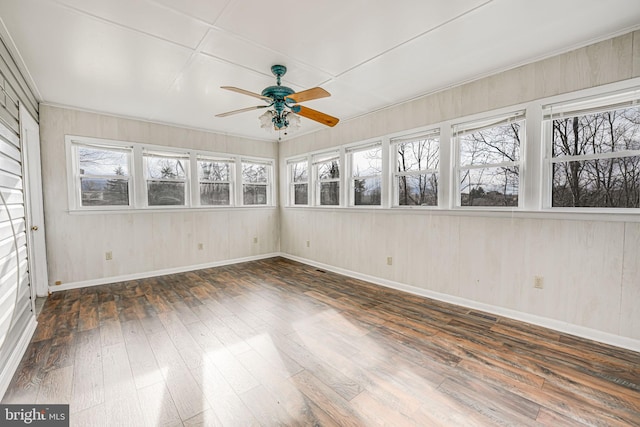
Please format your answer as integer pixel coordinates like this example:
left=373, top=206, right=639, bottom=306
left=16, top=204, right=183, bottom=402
left=3, top=257, right=640, bottom=426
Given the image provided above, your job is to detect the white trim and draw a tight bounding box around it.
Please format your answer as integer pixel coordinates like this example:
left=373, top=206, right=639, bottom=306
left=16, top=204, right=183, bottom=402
left=279, top=253, right=640, bottom=353
left=48, top=253, right=280, bottom=292
left=549, top=150, right=640, bottom=163
left=20, top=104, right=49, bottom=298
left=0, top=314, right=36, bottom=401
left=280, top=204, right=640, bottom=222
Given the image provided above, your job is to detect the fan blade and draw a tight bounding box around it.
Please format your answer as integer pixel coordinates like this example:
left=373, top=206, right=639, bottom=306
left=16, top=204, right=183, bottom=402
left=286, top=87, right=330, bottom=103
left=215, top=105, right=267, bottom=118
left=221, top=86, right=271, bottom=101
left=296, top=105, right=339, bottom=127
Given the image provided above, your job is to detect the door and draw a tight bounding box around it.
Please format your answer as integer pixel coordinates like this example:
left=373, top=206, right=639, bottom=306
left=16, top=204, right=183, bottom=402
left=19, top=104, right=48, bottom=297
left=0, top=111, right=34, bottom=386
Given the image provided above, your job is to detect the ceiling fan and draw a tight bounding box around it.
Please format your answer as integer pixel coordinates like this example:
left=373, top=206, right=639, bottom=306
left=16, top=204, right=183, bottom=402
left=216, top=65, right=339, bottom=133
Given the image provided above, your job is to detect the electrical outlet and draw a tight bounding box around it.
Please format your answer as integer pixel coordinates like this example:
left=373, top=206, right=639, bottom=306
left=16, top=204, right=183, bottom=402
left=198, top=243, right=204, bottom=250
left=534, top=275, right=544, bottom=289
left=387, top=256, right=393, bottom=266
left=105, top=251, right=113, bottom=261
left=306, top=240, right=310, bottom=248
left=253, top=237, right=258, bottom=244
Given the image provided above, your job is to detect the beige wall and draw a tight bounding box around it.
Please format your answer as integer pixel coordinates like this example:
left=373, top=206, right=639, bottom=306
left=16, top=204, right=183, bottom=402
left=40, top=105, right=279, bottom=286
left=279, top=31, right=640, bottom=345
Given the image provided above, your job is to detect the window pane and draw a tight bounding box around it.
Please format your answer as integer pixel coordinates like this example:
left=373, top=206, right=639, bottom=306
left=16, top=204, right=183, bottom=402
left=352, top=147, right=382, bottom=177
left=291, top=161, right=308, bottom=182
left=147, top=181, right=185, bottom=205
left=80, top=178, right=129, bottom=206
left=200, top=183, right=230, bottom=205
left=198, top=161, right=230, bottom=181
left=78, top=146, right=129, bottom=176
left=243, top=184, right=267, bottom=205
left=460, top=167, right=519, bottom=207
left=552, top=157, right=640, bottom=208
left=354, top=177, right=381, bottom=205
left=242, top=163, right=268, bottom=183
left=552, top=106, right=640, bottom=158
left=398, top=174, right=437, bottom=206
left=146, top=156, right=186, bottom=179
left=318, top=160, right=340, bottom=179
left=320, top=181, right=339, bottom=205
left=294, top=183, right=308, bottom=205
left=460, top=121, right=522, bottom=166
left=396, top=138, right=439, bottom=172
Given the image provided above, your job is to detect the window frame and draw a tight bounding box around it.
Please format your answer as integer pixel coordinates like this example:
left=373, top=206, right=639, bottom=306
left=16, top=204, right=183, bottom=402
left=391, top=129, right=440, bottom=208
left=241, top=159, right=274, bottom=206
left=347, top=141, right=383, bottom=207
left=67, top=139, right=134, bottom=211
left=453, top=111, right=525, bottom=209
left=313, top=151, right=341, bottom=207
left=143, top=150, right=190, bottom=208
left=196, top=156, right=235, bottom=207
left=287, top=157, right=310, bottom=206
left=542, top=88, right=640, bottom=212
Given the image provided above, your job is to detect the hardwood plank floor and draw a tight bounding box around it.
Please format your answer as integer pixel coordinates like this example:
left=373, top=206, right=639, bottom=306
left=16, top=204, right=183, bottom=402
left=3, top=257, right=640, bottom=426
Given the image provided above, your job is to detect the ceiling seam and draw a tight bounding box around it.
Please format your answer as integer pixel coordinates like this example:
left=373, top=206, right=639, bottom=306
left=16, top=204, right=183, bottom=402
left=54, top=0, right=335, bottom=89
left=147, top=0, right=336, bottom=87
left=333, top=0, right=494, bottom=79
left=50, top=0, right=198, bottom=51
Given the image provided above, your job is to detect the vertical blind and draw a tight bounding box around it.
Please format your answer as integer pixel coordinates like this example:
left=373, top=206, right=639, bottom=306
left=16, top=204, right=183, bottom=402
left=0, top=114, right=32, bottom=375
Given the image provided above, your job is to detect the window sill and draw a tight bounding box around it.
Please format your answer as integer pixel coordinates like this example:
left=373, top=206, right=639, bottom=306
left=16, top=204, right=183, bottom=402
left=68, top=205, right=277, bottom=215
left=282, top=205, right=640, bottom=222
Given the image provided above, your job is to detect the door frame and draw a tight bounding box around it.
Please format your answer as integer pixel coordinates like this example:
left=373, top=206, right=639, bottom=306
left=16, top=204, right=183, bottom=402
left=19, top=103, right=48, bottom=298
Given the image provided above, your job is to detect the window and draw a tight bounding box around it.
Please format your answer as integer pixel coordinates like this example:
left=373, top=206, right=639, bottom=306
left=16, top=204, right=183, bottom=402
left=314, top=152, right=340, bottom=206
left=144, top=151, right=188, bottom=206
left=68, top=136, right=275, bottom=211
left=545, top=90, right=640, bottom=208
left=74, top=144, right=132, bottom=207
left=242, top=161, right=271, bottom=205
left=198, top=158, right=232, bottom=205
left=288, top=159, right=309, bottom=205
left=455, top=112, right=524, bottom=207
left=392, top=131, right=439, bottom=206
left=348, top=144, right=382, bottom=206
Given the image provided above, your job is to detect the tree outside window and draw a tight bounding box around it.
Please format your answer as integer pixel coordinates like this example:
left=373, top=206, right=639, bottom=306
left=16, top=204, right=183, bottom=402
left=550, top=105, right=640, bottom=208
left=242, top=161, right=270, bottom=205
left=315, top=154, right=340, bottom=206
left=350, top=145, right=382, bottom=206
left=289, top=160, right=308, bottom=205
left=198, top=159, right=232, bottom=205
left=145, top=153, right=188, bottom=206
left=393, top=133, right=439, bottom=206
left=456, top=114, right=523, bottom=207
left=77, top=145, right=131, bottom=206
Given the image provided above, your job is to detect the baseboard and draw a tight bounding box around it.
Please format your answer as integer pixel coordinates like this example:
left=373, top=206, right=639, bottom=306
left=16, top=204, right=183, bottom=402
left=0, top=315, right=37, bottom=401
left=279, top=253, right=640, bottom=353
left=49, top=252, right=280, bottom=293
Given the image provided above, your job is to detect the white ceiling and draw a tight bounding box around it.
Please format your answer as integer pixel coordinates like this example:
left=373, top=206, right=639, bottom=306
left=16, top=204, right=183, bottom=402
left=1, top=0, right=640, bottom=142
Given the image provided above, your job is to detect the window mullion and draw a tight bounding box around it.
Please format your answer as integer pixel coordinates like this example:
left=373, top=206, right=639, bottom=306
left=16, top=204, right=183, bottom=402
left=190, top=154, right=199, bottom=207
left=133, top=145, right=145, bottom=208
left=381, top=137, right=390, bottom=209
left=524, top=103, right=543, bottom=210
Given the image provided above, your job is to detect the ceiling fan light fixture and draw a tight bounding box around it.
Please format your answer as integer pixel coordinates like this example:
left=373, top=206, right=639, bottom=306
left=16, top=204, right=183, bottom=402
left=287, top=112, right=301, bottom=131
left=259, top=110, right=275, bottom=129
